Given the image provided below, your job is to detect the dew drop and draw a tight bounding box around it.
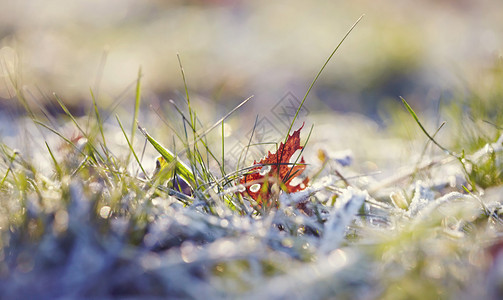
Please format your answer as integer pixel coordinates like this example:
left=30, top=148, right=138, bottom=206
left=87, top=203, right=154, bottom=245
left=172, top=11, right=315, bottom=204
left=99, top=206, right=111, bottom=219
left=259, top=165, right=271, bottom=176
left=250, top=183, right=261, bottom=193
left=289, top=176, right=303, bottom=187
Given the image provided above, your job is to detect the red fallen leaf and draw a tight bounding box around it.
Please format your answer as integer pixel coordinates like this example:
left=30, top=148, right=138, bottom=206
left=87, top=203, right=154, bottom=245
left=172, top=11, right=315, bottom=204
left=240, top=124, right=309, bottom=207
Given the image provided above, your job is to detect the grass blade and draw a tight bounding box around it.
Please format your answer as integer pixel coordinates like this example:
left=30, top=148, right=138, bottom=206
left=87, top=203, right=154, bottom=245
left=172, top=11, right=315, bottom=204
left=284, top=14, right=364, bottom=142
left=131, top=67, right=142, bottom=148
left=0, top=148, right=18, bottom=188
left=45, top=142, right=62, bottom=179
left=137, top=124, right=197, bottom=187
left=116, top=115, right=148, bottom=178
left=400, top=96, right=455, bottom=156
left=90, top=88, right=108, bottom=154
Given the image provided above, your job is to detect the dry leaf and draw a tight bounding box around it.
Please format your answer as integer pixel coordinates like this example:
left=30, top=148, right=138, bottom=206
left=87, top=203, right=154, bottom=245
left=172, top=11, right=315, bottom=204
left=240, top=124, right=309, bottom=207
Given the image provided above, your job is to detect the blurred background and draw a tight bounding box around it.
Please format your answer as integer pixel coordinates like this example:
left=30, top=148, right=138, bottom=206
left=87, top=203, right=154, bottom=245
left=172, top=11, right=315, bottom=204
left=1, top=0, right=502, bottom=115
left=1, top=0, right=502, bottom=172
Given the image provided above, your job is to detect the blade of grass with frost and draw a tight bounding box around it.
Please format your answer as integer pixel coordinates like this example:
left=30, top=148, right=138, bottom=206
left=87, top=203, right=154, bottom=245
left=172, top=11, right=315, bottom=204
left=163, top=95, right=252, bottom=166
left=237, top=115, right=258, bottom=171
left=0, top=148, right=17, bottom=188
left=138, top=124, right=197, bottom=187
left=195, top=116, right=221, bottom=179
left=193, top=125, right=223, bottom=183
left=284, top=124, right=314, bottom=184
left=45, top=142, right=62, bottom=179
left=38, top=118, right=118, bottom=182
left=400, top=96, right=484, bottom=189
left=90, top=89, right=121, bottom=177
left=194, top=146, right=213, bottom=184
left=53, top=93, right=105, bottom=163
left=93, top=47, right=109, bottom=99
left=222, top=122, right=225, bottom=174
left=120, top=68, right=142, bottom=168
left=400, top=97, right=455, bottom=156
left=185, top=98, right=253, bottom=178
left=151, top=105, right=187, bottom=143
left=54, top=93, right=86, bottom=135
left=168, top=94, right=252, bottom=159
left=1, top=142, right=36, bottom=179
left=169, top=99, right=201, bottom=184
left=207, top=164, right=261, bottom=193
left=34, top=120, right=84, bottom=156
left=409, top=121, right=446, bottom=183
left=483, top=120, right=503, bottom=130
left=129, top=67, right=142, bottom=160
left=85, top=47, right=109, bottom=132
left=168, top=98, right=226, bottom=180
left=70, top=156, right=90, bottom=177
left=90, top=89, right=108, bottom=154
left=2, top=57, right=35, bottom=121
left=461, top=185, right=502, bottom=224
left=189, top=111, right=211, bottom=182
left=156, top=184, right=192, bottom=205
left=116, top=115, right=148, bottom=179
left=29, top=87, right=58, bottom=129
left=192, top=95, right=252, bottom=147
left=177, top=54, right=196, bottom=128
left=187, top=114, right=211, bottom=185
left=182, top=113, right=200, bottom=187
left=280, top=15, right=364, bottom=169
left=284, top=15, right=364, bottom=142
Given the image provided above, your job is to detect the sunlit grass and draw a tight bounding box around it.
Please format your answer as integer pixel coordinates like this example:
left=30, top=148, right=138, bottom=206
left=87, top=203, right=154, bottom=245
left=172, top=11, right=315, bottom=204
left=1, top=25, right=503, bottom=300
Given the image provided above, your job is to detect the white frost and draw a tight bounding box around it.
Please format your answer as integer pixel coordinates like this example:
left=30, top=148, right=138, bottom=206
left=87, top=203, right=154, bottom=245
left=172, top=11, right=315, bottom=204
left=319, top=187, right=368, bottom=254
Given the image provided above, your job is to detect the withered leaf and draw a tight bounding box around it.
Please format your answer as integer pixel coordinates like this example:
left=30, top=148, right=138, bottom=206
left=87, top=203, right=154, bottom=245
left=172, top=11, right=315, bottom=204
left=240, top=124, right=309, bottom=207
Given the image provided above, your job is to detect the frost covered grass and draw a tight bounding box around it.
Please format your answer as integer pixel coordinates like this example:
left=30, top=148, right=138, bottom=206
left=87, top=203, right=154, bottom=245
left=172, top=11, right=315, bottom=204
left=1, top=33, right=503, bottom=300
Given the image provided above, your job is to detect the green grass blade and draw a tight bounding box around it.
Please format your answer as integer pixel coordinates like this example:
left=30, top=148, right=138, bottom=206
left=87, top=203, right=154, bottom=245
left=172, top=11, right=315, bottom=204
left=137, top=124, right=196, bottom=187
left=90, top=88, right=108, bottom=154
left=177, top=54, right=195, bottom=127
left=53, top=93, right=106, bottom=163
left=116, top=115, right=148, bottom=178
left=284, top=14, right=364, bottom=142
left=34, top=120, right=84, bottom=156
left=53, top=92, right=86, bottom=135
left=284, top=124, right=314, bottom=182
left=131, top=67, right=142, bottom=148
left=0, top=149, right=17, bottom=188
left=166, top=95, right=252, bottom=160
left=410, top=121, right=446, bottom=182
left=194, top=95, right=252, bottom=146
left=237, top=115, right=259, bottom=171
left=400, top=96, right=455, bottom=156
left=45, top=142, right=62, bottom=179
left=222, top=122, right=225, bottom=174
left=123, top=67, right=142, bottom=169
